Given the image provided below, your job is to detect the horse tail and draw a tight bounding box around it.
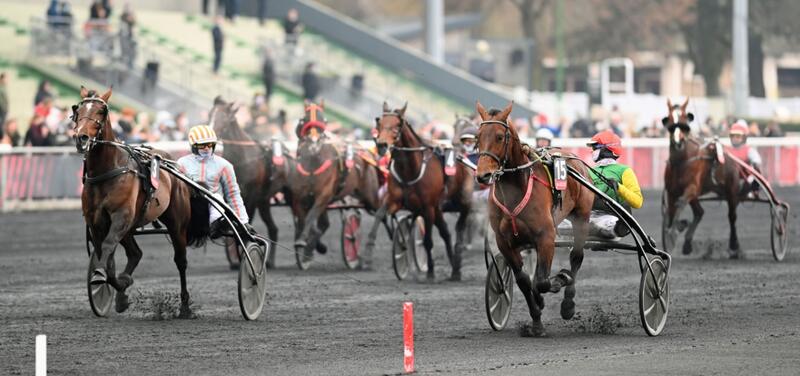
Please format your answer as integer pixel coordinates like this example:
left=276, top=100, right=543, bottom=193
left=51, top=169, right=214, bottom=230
left=186, top=187, right=211, bottom=248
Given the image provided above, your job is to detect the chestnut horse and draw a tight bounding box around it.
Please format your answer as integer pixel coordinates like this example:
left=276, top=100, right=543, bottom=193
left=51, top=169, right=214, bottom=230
left=210, top=98, right=292, bottom=267
left=475, top=101, right=594, bottom=337
left=367, top=102, right=473, bottom=281
left=76, top=87, right=207, bottom=318
left=661, top=98, right=741, bottom=257
left=290, top=102, right=382, bottom=267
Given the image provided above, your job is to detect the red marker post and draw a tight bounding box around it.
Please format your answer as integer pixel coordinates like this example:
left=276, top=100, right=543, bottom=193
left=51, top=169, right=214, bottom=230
left=403, top=302, right=414, bottom=373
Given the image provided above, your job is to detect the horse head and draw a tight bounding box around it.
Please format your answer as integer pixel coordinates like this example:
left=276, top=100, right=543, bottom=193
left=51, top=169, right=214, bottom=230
left=72, top=86, right=113, bottom=153
left=661, top=97, right=694, bottom=151
left=475, top=101, right=517, bottom=185
left=374, top=101, right=408, bottom=155
left=209, top=96, right=240, bottom=139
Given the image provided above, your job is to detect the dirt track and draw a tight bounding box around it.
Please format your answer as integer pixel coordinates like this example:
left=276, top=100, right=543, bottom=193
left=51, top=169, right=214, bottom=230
left=1, top=188, right=799, bottom=375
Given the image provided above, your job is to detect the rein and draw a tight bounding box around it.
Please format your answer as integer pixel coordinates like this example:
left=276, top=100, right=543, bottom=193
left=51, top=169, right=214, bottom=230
left=296, top=159, right=333, bottom=176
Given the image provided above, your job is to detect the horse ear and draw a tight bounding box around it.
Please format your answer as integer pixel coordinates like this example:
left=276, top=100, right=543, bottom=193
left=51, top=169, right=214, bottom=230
left=681, top=97, right=690, bottom=110
left=499, top=101, right=514, bottom=120
left=100, top=87, right=113, bottom=102
left=382, top=101, right=390, bottom=113
left=666, top=98, right=673, bottom=114
left=475, top=101, right=488, bottom=121
left=398, top=102, right=407, bottom=116
left=80, top=86, right=89, bottom=98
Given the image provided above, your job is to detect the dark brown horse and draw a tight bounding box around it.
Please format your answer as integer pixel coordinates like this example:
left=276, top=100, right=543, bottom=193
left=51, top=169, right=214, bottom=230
left=475, top=101, right=594, bottom=337
left=210, top=98, right=292, bottom=267
left=367, top=102, right=473, bottom=281
left=661, top=98, right=741, bottom=257
left=75, top=87, right=207, bottom=318
left=290, top=102, right=382, bottom=268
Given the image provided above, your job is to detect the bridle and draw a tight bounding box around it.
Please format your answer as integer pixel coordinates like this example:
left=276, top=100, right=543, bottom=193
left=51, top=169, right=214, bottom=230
left=478, top=119, right=537, bottom=182
left=376, top=112, right=433, bottom=186
left=72, top=97, right=110, bottom=153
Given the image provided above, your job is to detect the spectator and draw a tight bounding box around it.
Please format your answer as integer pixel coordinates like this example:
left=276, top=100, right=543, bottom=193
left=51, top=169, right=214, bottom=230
left=642, top=119, right=664, bottom=138
left=0, top=73, right=7, bottom=136
left=250, top=93, right=269, bottom=119
left=225, top=0, right=239, bottom=21
left=211, top=15, right=224, bottom=74
left=24, top=114, right=53, bottom=146
left=34, top=80, right=55, bottom=106
left=173, top=112, right=188, bottom=141
left=53, top=107, right=74, bottom=145
left=53, top=2, right=74, bottom=32
left=1, top=118, right=21, bottom=146
left=89, top=0, right=111, bottom=20
left=46, top=0, right=59, bottom=26
left=119, top=3, right=137, bottom=69
left=764, top=121, right=783, bottom=137
left=570, top=118, right=593, bottom=138
left=261, top=48, right=275, bottom=102
left=748, top=121, right=761, bottom=137
left=609, top=112, right=625, bottom=138
left=257, top=0, right=268, bottom=26
left=283, top=8, right=303, bottom=49
left=301, top=63, right=320, bottom=101
left=117, top=107, right=136, bottom=142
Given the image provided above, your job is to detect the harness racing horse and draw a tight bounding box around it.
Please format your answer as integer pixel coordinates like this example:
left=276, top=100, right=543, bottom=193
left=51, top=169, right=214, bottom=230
left=366, top=102, right=473, bottom=281
left=210, top=97, right=292, bottom=267
left=475, top=101, right=594, bottom=337
left=290, top=102, right=382, bottom=269
left=661, top=98, right=742, bottom=257
left=75, top=87, right=208, bottom=318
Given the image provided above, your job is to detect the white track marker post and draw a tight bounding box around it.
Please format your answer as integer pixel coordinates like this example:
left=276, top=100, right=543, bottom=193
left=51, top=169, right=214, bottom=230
left=35, top=335, right=46, bottom=376
left=403, top=302, right=414, bottom=373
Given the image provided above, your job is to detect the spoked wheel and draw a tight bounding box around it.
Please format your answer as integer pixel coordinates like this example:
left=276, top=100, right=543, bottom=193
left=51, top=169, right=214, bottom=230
left=639, top=257, right=670, bottom=336
left=770, top=203, right=790, bottom=262
left=238, top=241, right=269, bottom=320
left=410, top=216, right=428, bottom=273
left=225, top=237, right=241, bottom=270
left=341, top=210, right=361, bottom=269
left=86, top=230, right=115, bottom=317
left=660, top=191, right=675, bottom=253
left=392, top=216, right=412, bottom=281
left=485, top=253, right=514, bottom=331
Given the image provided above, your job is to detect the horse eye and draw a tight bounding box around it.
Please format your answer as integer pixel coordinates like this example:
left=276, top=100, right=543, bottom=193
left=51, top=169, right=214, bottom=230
left=496, top=134, right=503, bottom=142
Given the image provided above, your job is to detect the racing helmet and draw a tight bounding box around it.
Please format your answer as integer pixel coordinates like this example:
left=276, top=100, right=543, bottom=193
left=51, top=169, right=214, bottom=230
left=535, top=128, right=554, bottom=141
left=730, top=120, right=749, bottom=136
left=587, top=130, right=623, bottom=157
left=458, top=125, right=479, bottom=141
left=188, top=125, right=218, bottom=154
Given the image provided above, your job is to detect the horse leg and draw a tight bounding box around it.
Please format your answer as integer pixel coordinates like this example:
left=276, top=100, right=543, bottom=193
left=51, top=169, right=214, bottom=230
left=167, top=226, right=193, bottom=319
left=296, top=200, right=326, bottom=257
left=314, top=211, right=330, bottom=255
left=115, top=234, right=143, bottom=313
left=433, top=208, right=456, bottom=281
left=561, top=216, right=588, bottom=320
left=504, top=247, right=545, bottom=337
left=727, top=196, right=742, bottom=258
left=257, top=200, right=278, bottom=268
left=532, top=230, right=563, bottom=294
left=422, top=208, right=436, bottom=281
left=450, top=208, right=469, bottom=281
left=682, top=199, right=705, bottom=255
left=359, top=202, right=388, bottom=270
left=91, top=210, right=132, bottom=285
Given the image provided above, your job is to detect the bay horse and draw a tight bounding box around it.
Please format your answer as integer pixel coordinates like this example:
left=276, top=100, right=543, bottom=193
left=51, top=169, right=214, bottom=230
left=210, top=97, right=292, bottom=267
left=75, top=87, right=208, bottom=318
left=475, top=101, right=594, bottom=337
left=366, top=102, right=473, bottom=281
left=290, top=101, right=382, bottom=266
left=661, top=98, right=741, bottom=257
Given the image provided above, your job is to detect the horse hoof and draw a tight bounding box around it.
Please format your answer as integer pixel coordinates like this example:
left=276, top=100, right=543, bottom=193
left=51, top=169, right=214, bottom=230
left=115, top=293, right=130, bottom=313
left=560, top=300, right=576, bottom=320
left=682, top=243, right=693, bottom=255
left=89, top=269, right=107, bottom=285
left=266, top=261, right=276, bottom=269
left=426, top=271, right=436, bottom=282
left=448, top=271, right=461, bottom=282
left=117, top=273, right=134, bottom=289
left=519, top=322, right=547, bottom=338
left=728, top=249, right=744, bottom=260
left=177, top=306, right=196, bottom=319
left=229, top=262, right=240, bottom=271
left=355, top=261, right=372, bottom=271
left=316, top=243, right=328, bottom=255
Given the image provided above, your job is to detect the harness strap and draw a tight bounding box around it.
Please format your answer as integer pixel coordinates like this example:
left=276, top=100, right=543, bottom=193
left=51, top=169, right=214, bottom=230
left=296, top=159, right=333, bottom=176
left=389, top=152, right=431, bottom=187
left=83, top=166, right=132, bottom=184
left=490, top=169, right=548, bottom=236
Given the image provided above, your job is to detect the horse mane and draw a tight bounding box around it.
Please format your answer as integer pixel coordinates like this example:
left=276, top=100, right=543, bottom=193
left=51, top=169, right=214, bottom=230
left=397, top=112, right=434, bottom=147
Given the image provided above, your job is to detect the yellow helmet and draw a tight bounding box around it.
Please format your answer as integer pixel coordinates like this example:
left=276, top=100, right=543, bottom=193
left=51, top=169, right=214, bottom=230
left=188, top=125, right=218, bottom=145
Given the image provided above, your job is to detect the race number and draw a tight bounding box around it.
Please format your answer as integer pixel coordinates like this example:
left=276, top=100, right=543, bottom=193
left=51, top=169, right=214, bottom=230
left=444, top=149, right=456, bottom=176
left=554, top=158, right=567, bottom=191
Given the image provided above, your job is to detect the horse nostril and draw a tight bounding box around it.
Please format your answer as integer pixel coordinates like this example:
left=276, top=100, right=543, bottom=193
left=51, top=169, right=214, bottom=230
left=79, top=135, right=90, bottom=143
left=478, top=172, right=492, bottom=183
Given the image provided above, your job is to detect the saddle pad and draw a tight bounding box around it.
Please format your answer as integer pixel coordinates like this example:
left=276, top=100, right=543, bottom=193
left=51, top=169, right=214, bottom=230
left=444, top=148, right=457, bottom=176
left=345, top=144, right=355, bottom=169
left=149, top=156, right=160, bottom=190
left=553, top=157, right=567, bottom=191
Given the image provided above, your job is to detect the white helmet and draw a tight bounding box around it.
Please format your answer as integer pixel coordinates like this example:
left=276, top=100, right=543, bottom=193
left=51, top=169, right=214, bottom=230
left=535, top=128, right=554, bottom=141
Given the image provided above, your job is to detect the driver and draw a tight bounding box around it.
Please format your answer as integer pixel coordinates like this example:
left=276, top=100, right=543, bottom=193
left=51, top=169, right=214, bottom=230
left=534, top=128, right=554, bottom=148
left=177, top=125, right=250, bottom=236
left=295, top=102, right=327, bottom=143
left=586, top=130, right=642, bottom=237
left=726, top=120, right=762, bottom=198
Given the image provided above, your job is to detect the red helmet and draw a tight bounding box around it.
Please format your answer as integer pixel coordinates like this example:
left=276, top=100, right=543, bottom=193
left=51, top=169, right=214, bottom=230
left=587, top=130, right=623, bottom=157
left=730, top=120, right=748, bottom=136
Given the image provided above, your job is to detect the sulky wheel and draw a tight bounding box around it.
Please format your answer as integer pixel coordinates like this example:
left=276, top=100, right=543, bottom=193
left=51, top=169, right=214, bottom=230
left=770, top=203, right=790, bottom=262
left=392, top=215, right=412, bottom=281
left=341, top=210, right=361, bottom=270
left=485, top=253, right=514, bottom=331
left=410, top=216, right=428, bottom=273
left=660, top=191, right=675, bottom=253
left=639, top=257, right=670, bottom=336
left=238, top=241, right=269, bottom=320
left=87, top=229, right=115, bottom=317
left=225, top=237, right=241, bottom=270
